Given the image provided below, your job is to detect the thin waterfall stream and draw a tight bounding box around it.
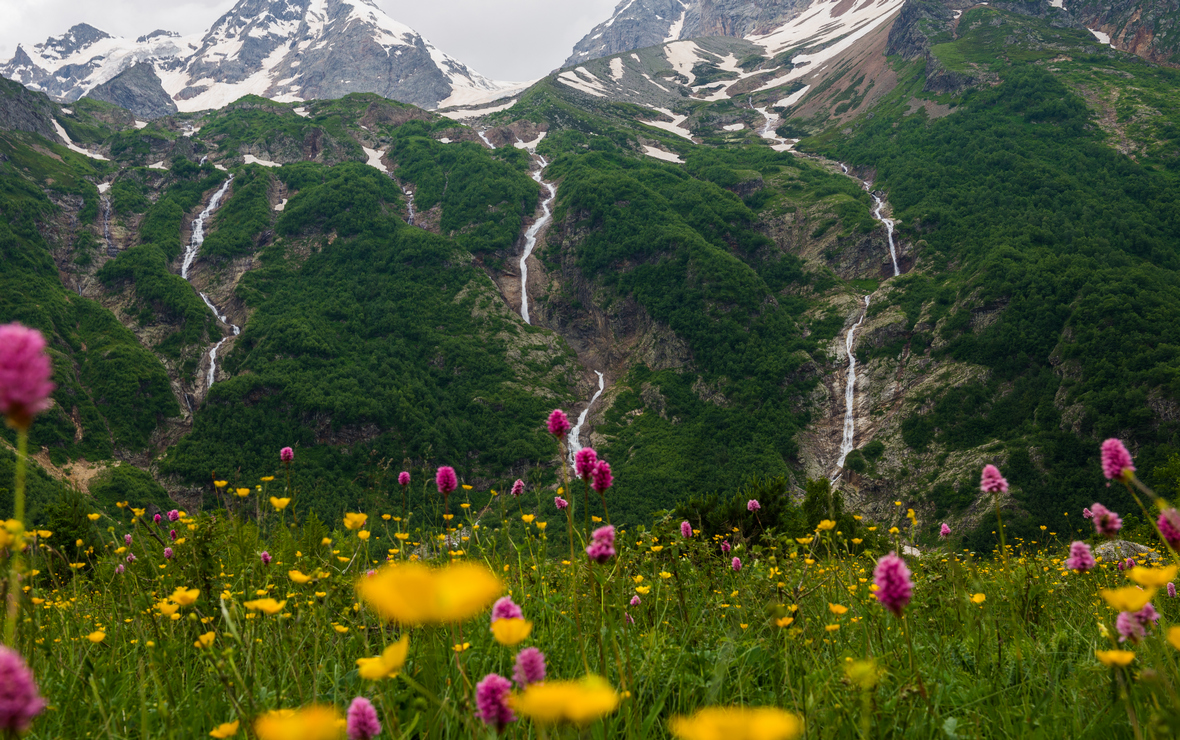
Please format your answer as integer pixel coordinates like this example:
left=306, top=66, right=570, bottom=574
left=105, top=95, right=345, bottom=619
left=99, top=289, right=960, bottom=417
left=834, top=296, right=870, bottom=477
left=568, top=371, right=605, bottom=465
left=519, top=155, right=556, bottom=325
left=180, top=176, right=238, bottom=391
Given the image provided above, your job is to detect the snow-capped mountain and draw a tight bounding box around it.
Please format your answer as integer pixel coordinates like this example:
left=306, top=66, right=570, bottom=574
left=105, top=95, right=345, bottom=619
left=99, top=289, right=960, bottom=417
left=0, top=0, right=529, bottom=114
left=564, top=0, right=816, bottom=68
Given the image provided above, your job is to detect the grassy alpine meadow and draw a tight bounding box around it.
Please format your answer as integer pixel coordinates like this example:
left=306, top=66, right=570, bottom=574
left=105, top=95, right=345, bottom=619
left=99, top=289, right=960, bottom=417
left=3, top=324, right=1180, bottom=740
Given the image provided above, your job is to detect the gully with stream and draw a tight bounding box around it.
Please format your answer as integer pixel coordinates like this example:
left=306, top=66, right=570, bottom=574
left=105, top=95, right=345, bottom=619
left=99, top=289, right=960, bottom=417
left=180, top=176, right=238, bottom=392
left=520, top=156, right=557, bottom=325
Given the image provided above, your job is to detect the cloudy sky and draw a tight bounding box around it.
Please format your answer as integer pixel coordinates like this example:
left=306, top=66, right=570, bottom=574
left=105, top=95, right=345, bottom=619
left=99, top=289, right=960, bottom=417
left=0, top=0, right=620, bottom=80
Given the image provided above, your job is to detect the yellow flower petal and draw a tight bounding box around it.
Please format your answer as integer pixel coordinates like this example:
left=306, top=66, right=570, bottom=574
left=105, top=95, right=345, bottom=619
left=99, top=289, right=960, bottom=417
left=243, top=598, right=287, bottom=616
left=509, top=675, right=620, bottom=726
left=491, top=618, right=533, bottom=646
left=1095, top=649, right=1135, bottom=667
left=87, top=631, right=105, bottom=643
left=1127, top=565, right=1178, bottom=588
left=356, top=563, right=502, bottom=625
left=254, top=705, right=342, bottom=740
left=1100, top=586, right=1157, bottom=613
left=669, top=706, right=803, bottom=740
left=170, top=587, right=200, bottom=607
left=209, top=720, right=240, bottom=738
left=270, top=497, right=291, bottom=511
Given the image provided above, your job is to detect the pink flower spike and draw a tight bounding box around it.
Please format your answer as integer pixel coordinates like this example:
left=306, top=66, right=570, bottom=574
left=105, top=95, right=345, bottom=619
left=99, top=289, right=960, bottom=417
left=163, top=547, right=173, bottom=560
left=680, top=521, right=692, bottom=538
left=347, top=696, right=382, bottom=740
left=511, top=479, right=524, bottom=497
left=398, top=471, right=410, bottom=486
left=1159, top=509, right=1180, bottom=551
left=1090, top=503, right=1122, bottom=538
left=547, top=409, right=571, bottom=438
left=167, top=510, right=179, bottom=522
left=1064, top=541, right=1095, bottom=572
left=873, top=551, right=913, bottom=617
left=731, top=557, right=742, bottom=572
left=554, top=496, right=568, bottom=511
left=721, top=540, right=731, bottom=554
left=630, top=595, right=641, bottom=606
left=0, top=646, right=46, bottom=732
left=980, top=465, right=1008, bottom=494
left=1083, top=507, right=1093, bottom=519
left=590, top=461, right=613, bottom=494
left=575, top=447, right=598, bottom=480
left=939, top=523, right=950, bottom=538
left=435, top=466, right=457, bottom=495
left=1101, top=438, right=1136, bottom=480
left=513, top=647, right=545, bottom=687
left=1116, top=610, right=1144, bottom=643
left=0, top=323, right=55, bottom=430
left=475, top=673, right=515, bottom=731
left=260, top=551, right=272, bottom=565
left=747, top=499, right=761, bottom=512
left=280, top=446, right=294, bottom=463
left=491, top=596, right=523, bottom=624
left=1169, top=583, right=1177, bottom=598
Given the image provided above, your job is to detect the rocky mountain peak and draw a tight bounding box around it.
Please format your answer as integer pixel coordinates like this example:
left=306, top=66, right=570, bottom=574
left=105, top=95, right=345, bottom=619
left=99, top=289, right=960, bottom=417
left=33, top=23, right=112, bottom=62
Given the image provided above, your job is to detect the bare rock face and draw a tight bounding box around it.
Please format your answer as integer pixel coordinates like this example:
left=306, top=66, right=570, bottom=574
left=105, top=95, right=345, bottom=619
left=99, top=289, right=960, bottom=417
left=85, top=63, right=179, bottom=119
left=0, top=76, right=58, bottom=139
left=1071, top=0, right=1180, bottom=65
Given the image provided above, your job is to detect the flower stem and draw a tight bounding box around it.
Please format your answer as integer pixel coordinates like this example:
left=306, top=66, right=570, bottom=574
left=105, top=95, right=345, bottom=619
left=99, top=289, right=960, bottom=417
left=4, top=428, right=28, bottom=645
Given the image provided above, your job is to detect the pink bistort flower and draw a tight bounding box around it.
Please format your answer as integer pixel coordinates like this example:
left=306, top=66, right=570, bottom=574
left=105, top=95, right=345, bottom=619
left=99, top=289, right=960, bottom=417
left=721, top=540, right=731, bottom=555
left=575, top=447, right=598, bottom=480
left=398, top=471, right=410, bottom=487
left=280, top=446, right=294, bottom=463
left=1101, top=438, right=1135, bottom=480
left=873, top=552, right=913, bottom=617
left=940, top=523, right=950, bottom=538
left=1090, top=503, right=1122, bottom=538
left=1169, top=583, right=1177, bottom=598
left=167, top=510, right=179, bottom=522
left=347, top=696, right=381, bottom=740
left=680, top=521, right=692, bottom=539
left=980, top=465, right=1008, bottom=494
left=491, top=596, right=523, bottom=623
left=586, top=525, right=617, bottom=564
left=0, top=646, right=46, bottom=732
left=1116, top=610, right=1144, bottom=643
left=630, top=595, right=641, bottom=606
left=1064, top=541, right=1095, bottom=572
left=554, top=496, right=568, bottom=510
left=435, top=466, right=457, bottom=495
left=1083, top=507, right=1094, bottom=519
left=163, top=548, right=173, bottom=560
left=1159, top=509, right=1180, bottom=551
left=731, top=557, right=742, bottom=572
left=511, top=479, right=524, bottom=497
left=475, top=673, right=515, bottom=731
left=590, top=461, right=613, bottom=494
left=260, top=551, right=272, bottom=566
left=747, top=499, right=761, bottom=512
left=513, top=647, right=545, bottom=687
left=547, top=409, right=571, bottom=438
left=0, top=323, right=55, bottom=430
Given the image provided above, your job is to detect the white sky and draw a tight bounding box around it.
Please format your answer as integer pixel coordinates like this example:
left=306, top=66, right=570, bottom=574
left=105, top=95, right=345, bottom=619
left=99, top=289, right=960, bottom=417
left=0, top=0, right=620, bottom=80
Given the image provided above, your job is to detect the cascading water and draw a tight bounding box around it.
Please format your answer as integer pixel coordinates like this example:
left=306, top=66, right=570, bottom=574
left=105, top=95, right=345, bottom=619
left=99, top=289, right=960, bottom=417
left=101, top=196, right=115, bottom=257
left=477, top=130, right=494, bottom=148
left=835, top=296, right=870, bottom=474
left=870, top=194, right=900, bottom=276
left=403, top=186, right=416, bottom=225
left=568, top=371, right=605, bottom=465
left=519, top=156, right=557, bottom=325
left=180, top=176, right=239, bottom=390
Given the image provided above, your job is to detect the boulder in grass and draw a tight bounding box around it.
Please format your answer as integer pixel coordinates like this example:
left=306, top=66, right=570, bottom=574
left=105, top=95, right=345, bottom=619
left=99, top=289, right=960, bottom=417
left=1094, top=539, right=1161, bottom=564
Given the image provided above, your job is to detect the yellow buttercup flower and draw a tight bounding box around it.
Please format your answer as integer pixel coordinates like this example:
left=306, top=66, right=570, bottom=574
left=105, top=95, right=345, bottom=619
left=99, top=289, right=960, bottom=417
left=87, top=631, right=105, bottom=643
left=209, top=719, right=240, bottom=738
left=633, top=575, right=644, bottom=584
left=636, top=586, right=651, bottom=595
left=971, top=593, right=986, bottom=604
left=659, top=572, right=672, bottom=579
left=213, top=481, right=227, bottom=489
left=452, top=642, right=471, bottom=653
left=333, top=625, right=348, bottom=634
left=1100, top=586, right=1157, bottom=613
left=194, top=631, right=216, bottom=649
left=356, top=562, right=502, bottom=626
left=86, top=513, right=100, bottom=521
left=321, top=538, right=332, bottom=546
left=521, top=514, right=536, bottom=524
left=260, top=476, right=275, bottom=482
left=795, top=537, right=813, bottom=545
left=1095, top=649, right=1135, bottom=667
left=289, top=570, right=313, bottom=585
left=816, top=520, right=836, bottom=532
left=170, top=587, right=200, bottom=606
left=509, top=675, right=620, bottom=726
left=1169, top=626, right=1180, bottom=651
left=270, top=497, right=291, bottom=511
left=156, top=601, right=180, bottom=617
left=828, top=603, right=848, bottom=615
left=343, top=513, right=367, bottom=530
left=650, top=545, right=664, bottom=553
left=669, top=706, right=803, bottom=740
left=492, top=618, right=533, bottom=646
left=825, top=624, right=840, bottom=632
left=243, top=598, right=287, bottom=616
left=356, top=635, right=409, bottom=680
left=254, top=705, right=343, bottom=740
left=1127, top=565, right=1178, bottom=588
left=357, top=530, right=371, bottom=541
left=395, top=533, right=409, bottom=541
left=774, top=616, right=794, bottom=628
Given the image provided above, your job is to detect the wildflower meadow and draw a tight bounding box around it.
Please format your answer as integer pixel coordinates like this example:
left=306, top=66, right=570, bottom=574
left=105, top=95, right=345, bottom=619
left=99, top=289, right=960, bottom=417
left=3, top=320, right=1180, bottom=739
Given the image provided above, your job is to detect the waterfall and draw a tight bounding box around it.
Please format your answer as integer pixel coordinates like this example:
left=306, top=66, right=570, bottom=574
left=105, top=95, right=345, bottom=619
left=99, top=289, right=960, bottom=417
left=835, top=296, right=870, bottom=473
left=520, top=156, right=557, bottom=325
left=179, top=175, right=239, bottom=390
left=568, top=371, right=605, bottom=464
left=477, top=130, right=494, bottom=148
left=870, top=194, right=900, bottom=276
left=101, top=196, right=115, bottom=257
left=403, top=186, right=416, bottom=225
